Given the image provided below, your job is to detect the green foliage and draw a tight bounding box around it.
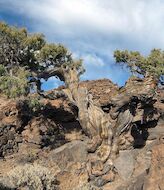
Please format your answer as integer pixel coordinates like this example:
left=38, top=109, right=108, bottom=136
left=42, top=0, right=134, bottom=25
left=39, top=43, right=68, bottom=61
left=0, top=21, right=84, bottom=97
left=23, top=33, right=45, bottom=51
left=0, top=21, right=84, bottom=75
left=16, top=96, right=44, bottom=118
left=0, top=68, right=30, bottom=98
left=25, top=96, right=43, bottom=113
left=0, top=65, right=6, bottom=76
left=147, top=49, right=164, bottom=81
left=16, top=96, right=43, bottom=116
left=0, top=22, right=27, bottom=42
left=114, top=49, right=164, bottom=84
left=0, top=22, right=27, bottom=67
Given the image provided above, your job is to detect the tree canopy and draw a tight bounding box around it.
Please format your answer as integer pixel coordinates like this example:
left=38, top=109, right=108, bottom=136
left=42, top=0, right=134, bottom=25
left=114, top=49, right=164, bottom=85
left=0, top=22, right=84, bottom=98
left=0, top=22, right=163, bottom=98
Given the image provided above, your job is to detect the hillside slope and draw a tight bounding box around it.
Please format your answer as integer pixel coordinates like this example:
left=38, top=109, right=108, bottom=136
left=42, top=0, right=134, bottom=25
left=0, top=78, right=163, bottom=190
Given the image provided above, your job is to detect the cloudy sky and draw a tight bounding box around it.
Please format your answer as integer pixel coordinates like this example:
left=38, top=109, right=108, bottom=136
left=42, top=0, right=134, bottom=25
left=0, top=0, right=164, bottom=89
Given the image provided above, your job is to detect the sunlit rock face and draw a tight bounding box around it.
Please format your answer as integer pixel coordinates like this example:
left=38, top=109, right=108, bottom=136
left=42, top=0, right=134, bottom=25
left=0, top=78, right=163, bottom=190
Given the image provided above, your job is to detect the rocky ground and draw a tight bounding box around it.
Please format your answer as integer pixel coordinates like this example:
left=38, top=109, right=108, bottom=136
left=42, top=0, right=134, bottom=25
left=0, top=79, right=163, bottom=190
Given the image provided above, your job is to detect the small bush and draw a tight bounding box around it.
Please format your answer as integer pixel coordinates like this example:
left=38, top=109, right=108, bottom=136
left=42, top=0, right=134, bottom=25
left=16, top=96, right=44, bottom=116
left=3, top=163, right=58, bottom=190
left=0, top=67, right=30, bottom=98
left=0, top=65, right=6, bottom=76
left=26, top=96, right=44, bottom=113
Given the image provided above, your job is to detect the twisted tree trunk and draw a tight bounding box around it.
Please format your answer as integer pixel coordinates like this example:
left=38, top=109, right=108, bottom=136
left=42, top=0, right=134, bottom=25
left=39, top=66, right=159, bottom=183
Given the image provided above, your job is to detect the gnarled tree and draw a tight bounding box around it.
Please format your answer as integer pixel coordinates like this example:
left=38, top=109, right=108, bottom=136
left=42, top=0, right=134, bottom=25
left=0, top=22, right=84, bottom=97
left=0, top=22, right=160, bottom=185
left=114, top=49, right=164, bottom=85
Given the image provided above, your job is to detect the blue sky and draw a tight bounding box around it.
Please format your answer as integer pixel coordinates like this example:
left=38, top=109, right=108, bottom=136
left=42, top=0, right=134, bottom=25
left=1, top=0, right=164, bottom=90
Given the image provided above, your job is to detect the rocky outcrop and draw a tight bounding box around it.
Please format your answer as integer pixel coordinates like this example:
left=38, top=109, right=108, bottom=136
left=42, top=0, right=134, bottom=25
left=0, top=78, right=163, bottom=190
left=143, top=144, right=164, bottom=190
left=80, top=79, right=119, bottom=106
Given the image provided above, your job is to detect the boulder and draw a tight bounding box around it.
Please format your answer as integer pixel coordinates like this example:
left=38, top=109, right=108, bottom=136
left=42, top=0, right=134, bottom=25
left=114, top=150, right=134, bottom=180
left=147, top=125, right=164, bottom=140
left=48, top=140, right=87, bottom=170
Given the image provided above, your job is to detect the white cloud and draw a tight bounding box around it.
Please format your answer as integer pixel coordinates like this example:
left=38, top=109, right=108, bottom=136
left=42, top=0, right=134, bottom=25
left=2, top=0, right=164, bottom=39
left=1, top=0, right=164, bottom=86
